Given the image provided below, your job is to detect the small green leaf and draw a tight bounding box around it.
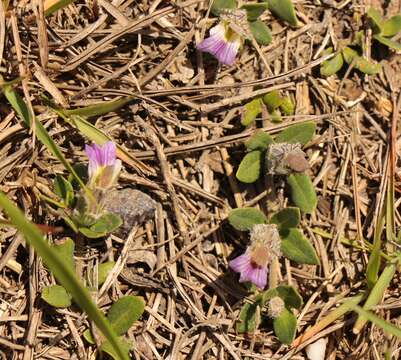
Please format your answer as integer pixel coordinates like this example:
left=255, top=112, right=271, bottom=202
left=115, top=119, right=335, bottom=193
left=279, top=96, right=295, bottom=116
left=270, top=207, right=300, bottom=230
left=342, top=46, right=360, bottom=64
left=276, top=285, right=303, bottom=309
left=228, top=208, right=267, bottom=231
left=90, top=212, right=122, bottom=234
left=54, top=175, right=74, bottom=206
left=107, top=296, right=145, bottom=335
left=281, top=228, right=320, bottom=265
left=245, top=130, right=274, bottom=151
left=68, top=164, right=88, bottom=190
left=320, top=52, right=344, bottom=76
left=249, top=20, right=273, bottom=46
left=287, top=173, right=317, bottom=214
left=236, top=301, right=260, bottom=333
left=241, top=98, right=263, bottom=126
left=263, top=90, right=283, bottom=112
left=100, top=338, right=132, bottom=360
left=373, top=34, right=401, bottom=50
left=236, top=150, right=262, bottom=183
left=98, top=261, right=115, bottom=286
left=41, top=285, right=72, bottom=308
left=275, top=122, right=316, bottom=145
left=354, top=57, right=382, bottom=75
left=366, top=8, right=384, bottom=34
left=51, top=238, right=75, bottom=274
left=79, top=227, right=107, bottom=239
left=270, top=109, right=282, bottom=123
left=241, top=3, right=269, bottom=21
left=273, top=308, right=297, bottom=344
left=211, top=0, right=237, bottom=16
left=268, top=0, right=298, bottom=27
left=382, top=15, right=401, bottom=37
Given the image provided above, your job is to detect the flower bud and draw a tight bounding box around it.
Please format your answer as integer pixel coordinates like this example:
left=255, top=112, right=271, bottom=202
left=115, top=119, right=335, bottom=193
left=266, top=143, right=309, bottom=175
left=268, top=296, right=285, bottom=319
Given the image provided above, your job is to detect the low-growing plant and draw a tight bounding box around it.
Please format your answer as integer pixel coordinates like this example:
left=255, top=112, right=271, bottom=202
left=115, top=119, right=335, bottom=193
left=228, top=206, right=319, bottom=344
left=366, top=8, right=401, bottom=50
left=236, top=122, right=317, bottom=214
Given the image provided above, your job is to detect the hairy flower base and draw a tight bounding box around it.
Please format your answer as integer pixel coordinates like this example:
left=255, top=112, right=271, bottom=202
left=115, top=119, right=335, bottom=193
left=229, top=253, right=268, bottom=289
left=197, top=23, right=241, bottom=65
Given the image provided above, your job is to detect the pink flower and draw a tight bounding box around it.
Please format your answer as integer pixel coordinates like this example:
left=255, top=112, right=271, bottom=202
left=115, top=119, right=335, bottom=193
left=229, top=224, right=282, bottom=289
left=85, top=141, right=121, bottom=189
left=197, top=23, right=241, bottom=65
left=229, top=249, right=269, bottom=289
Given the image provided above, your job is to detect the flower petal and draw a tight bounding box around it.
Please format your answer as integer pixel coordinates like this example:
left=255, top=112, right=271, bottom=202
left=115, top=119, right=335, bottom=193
left=229, top=253, right=252, bottom=273
left=100, top=141, right=117, bottom=167
left=85, top=143, right=102, bottom=178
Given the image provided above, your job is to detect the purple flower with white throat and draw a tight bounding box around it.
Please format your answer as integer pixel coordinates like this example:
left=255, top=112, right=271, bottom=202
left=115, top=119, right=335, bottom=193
left=197, top=22, right=242, bottom=65
left=229, top=224, right=281, bottom=289
left=85, top=141, right=121, bottom=189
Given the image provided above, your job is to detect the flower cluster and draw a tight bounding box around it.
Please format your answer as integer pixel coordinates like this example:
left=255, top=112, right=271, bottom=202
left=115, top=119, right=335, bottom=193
left=229, top=224, right=282, bottom=289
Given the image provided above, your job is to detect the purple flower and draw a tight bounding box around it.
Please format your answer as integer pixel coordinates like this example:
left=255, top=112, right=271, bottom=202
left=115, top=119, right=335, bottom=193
left=85, top=141, right=121, bottom=189
left=197, top=23, right=241, bottom=65
left=229, top=251, right=268, bottom=289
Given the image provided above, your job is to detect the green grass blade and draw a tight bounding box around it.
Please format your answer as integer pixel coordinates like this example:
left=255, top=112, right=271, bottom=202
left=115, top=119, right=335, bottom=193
left=354, top=263, right=397, bottom=334
left=0, top=193, right=129, bottom=360
left=351, top=304, right=401, bottom=339
left=44, top=0, right=77, bottom=16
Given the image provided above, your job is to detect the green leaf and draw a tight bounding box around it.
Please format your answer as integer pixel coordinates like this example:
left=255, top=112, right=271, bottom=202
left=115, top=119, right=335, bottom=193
left=79, top=227, right=107, bottom=239
left=366, top=8, right=384, bottom=34
left=54, top=175, right=74, bottom=207
left=279, top=96, right=295, bottom=116
left=100, top=338, right=132, bottom=360
left=382, top=15, right=401, bottom=37
left=320, top=52, right=344, bottom=76
left=354, top=57, right=382, bottom=75
left=236, top=301, right=260, bottom=333
left=268, top=0, right=298, bottom=27
left=263, top=90, right=283, bottom=112
left=0, top=193, right=129, bottom=360
left=270, top=109, right=282, bottom=123
left=62, top=97, right=134, bottom=118
left=275, top=122, right=316, bottom=145
left=45, top=0, right=77, bottom=16
left=51, top=238, right=75, bottom=274
left=276, top=285, right=303, bottom=309
left=107, top=296, right=145, bottom=335
left=245, top=130, right=274, bottom=151
left=241, top=98, right=263, bottom=126
left=211, top=0, right=237, bottom=16
left=3, top=85, right=91, bottom=200
left=90, top=213, right=122, bottom=234
left=350, top=304, right=401, bottom=339
left=241, top=3, right=269, bottom=21
left=236, top=150, right=262, bottom=183
left=98, top=261, right=115, bottom=286
left=228, top=208, right=267, bottom=231
left=342, top=46, right=360, bottom=64
left=41, top=285, right=72, bottom=308
left=281, top=228, right=320, bottom=265
left=270, top=207, right=300, bottom=230
left=249, top=20, right=273, bottom=46
left=373, top=34, right=401, bottom=50
left=273, top=308, right=297, bottom=344
left=287, top=173, right=317, bottom=214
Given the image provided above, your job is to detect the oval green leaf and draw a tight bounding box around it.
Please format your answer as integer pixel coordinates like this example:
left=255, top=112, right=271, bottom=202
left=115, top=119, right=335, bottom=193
left=263, top=90, right=283, bottom=112
left=228, top=207, right=267, bottom=231
left=287, top=173, right=317, bottom=214
left=275, top=122, right=316, bottom=145
left=281, top=228, right=320, bottom=265
left=241, top=98, right=263, bottom=126
left=241, top=3, right=269, bottom=21
left=374, top=34, right=401, bottom=50
left=366, top=8, right=383, bottom=34
left=107, top=296, right=145, bottom=335
left=355, top=57, right=382, bottom=75
left=41, top=285, right=72, bottom=308
left=320, top=52, right=344, bottom=77
left=279, top=96, right=295, bottom=116
left=342, top=46, right=359, bottom=64
left=273, top=308, right=297, bottom=344
left=245, top=130, right=274, bottom=151
left=236, top=150, right=262, bottom=183
left=268, top=0, right=298, bottom=27
left=90, top=212, right=122, bottom=234
left=211, top=0, right=237, bottom=16
left=269, top=207, right=300, bottom=230
left=276, top=285, right=303, bottom=309
left=382, top=15, right=401, bottom=37
left=98, top=261, right=115, bottom=286
left=249, top=20, right=273, bottom=46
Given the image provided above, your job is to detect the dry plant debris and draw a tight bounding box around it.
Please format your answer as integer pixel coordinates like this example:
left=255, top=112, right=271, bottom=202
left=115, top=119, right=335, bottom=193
left=0, top=0, right=401, bottom=359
